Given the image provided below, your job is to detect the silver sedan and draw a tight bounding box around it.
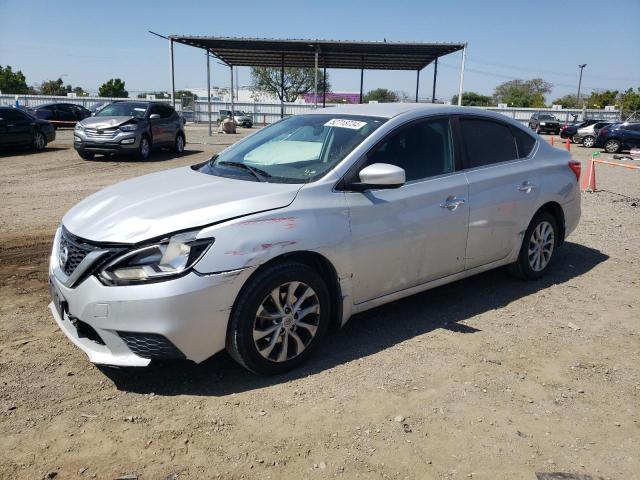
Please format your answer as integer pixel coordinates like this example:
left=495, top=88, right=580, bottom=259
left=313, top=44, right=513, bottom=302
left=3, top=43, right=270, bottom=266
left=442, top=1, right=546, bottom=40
left=49, top=104, right=581, bottom=374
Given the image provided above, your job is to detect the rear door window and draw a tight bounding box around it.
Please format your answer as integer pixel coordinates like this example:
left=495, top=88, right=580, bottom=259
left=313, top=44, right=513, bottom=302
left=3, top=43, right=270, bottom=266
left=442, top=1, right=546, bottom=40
left=512, top=128, right=536, bottom=158
left=460, top=118, right=518, bottom=167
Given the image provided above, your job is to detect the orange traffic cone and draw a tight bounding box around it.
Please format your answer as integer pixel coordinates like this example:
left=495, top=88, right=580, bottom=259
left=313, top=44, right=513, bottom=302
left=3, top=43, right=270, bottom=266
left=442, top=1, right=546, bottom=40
left=581, top=160, right=596, bottom=192
left=565, top=138, right=571, bottom=151
left=551, top=135, right=555, bottom=146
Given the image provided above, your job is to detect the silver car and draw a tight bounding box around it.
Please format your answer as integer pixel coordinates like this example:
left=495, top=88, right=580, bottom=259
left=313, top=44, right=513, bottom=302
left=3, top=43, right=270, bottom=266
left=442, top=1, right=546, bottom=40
left=49, top=104, right=581, bottom=374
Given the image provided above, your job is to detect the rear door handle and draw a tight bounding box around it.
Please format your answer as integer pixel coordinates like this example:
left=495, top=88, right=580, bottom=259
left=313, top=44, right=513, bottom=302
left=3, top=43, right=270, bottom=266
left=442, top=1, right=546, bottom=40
left=518, top=181, right=537, bottom=193
left=440, top=196, right=466, bottom=210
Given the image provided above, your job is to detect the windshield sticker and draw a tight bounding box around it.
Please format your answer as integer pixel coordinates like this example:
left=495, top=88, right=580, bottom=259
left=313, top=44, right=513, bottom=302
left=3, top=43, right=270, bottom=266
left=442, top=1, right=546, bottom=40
left=324, top=119, right=367, bottom=130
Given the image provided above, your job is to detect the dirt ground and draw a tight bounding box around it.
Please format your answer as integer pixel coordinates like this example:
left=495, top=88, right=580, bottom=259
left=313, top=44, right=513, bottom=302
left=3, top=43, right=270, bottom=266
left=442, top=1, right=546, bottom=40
left=0, top=125, right=638, bottom=480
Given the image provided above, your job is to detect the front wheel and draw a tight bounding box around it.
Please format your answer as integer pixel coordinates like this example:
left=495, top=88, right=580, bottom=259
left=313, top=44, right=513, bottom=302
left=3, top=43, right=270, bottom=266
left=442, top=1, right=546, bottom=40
left=174, top=133, right=185, bottom=153
left=33, top=131, right=46, bottom=151
left=604, top=139, right=621, bottom=153
left=226, top=261, right=331, bottom=375
left=136, top=135, right=151, bottom=160
left=582, top=136, right=595, bottom=148
left=508, top=212, right=558, bottom=280
left=78, top=150, right=95, bottom=160
left=535, top=126, right=541, bottom=134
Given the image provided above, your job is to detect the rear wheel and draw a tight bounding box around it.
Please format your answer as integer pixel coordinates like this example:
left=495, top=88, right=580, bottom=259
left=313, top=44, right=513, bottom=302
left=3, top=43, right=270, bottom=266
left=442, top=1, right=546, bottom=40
left=582, top=136, right=595, bottom=148
left=604, top=139, right=621, bottom=153
left=508, top=212, right=558, bottom=280
left=33, top=130, right=46, bottom=151
left=137, top=135, right=151, bottom=160
left=226, top=261, right=330, bottom=375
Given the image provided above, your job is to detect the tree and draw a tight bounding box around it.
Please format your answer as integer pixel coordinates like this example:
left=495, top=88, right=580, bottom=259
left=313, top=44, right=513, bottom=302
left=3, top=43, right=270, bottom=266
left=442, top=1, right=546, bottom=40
left=99, top=78, right=128, bottom=98
left=0, top=65, right=29, bottom=94
left=176, top=90, right=197, bottom=108
left=493, top=78, right=552, bottom=108
left=585, top=90, right=618, bottom=109
left=40, top=78, right=70, bottom=96
left=363, top=88, right=398, bottom=103
left=451, top=91, right=493, bottom=106
left=552, top=94, right=580, bottom=108
left=72, top=86, right=88, bottom=96
left=250, top=67, right=330, bottom=102
left=620, top=87, right=640, bottom=117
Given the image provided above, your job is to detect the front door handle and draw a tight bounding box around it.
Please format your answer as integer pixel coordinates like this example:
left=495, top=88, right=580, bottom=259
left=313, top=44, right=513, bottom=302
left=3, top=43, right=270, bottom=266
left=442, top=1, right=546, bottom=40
left=518, top=181, right=537, bottom=193
left=440, top=196, right=466, bottom=210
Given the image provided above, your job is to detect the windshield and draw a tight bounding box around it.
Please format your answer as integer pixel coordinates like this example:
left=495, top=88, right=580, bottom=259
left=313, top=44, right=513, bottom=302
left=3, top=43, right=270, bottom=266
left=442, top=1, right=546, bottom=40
left=96, top=102, right=149, bottom=118
left=539, top=114, right=557, bottom=121
left=196, top=114, right=385, bottom=183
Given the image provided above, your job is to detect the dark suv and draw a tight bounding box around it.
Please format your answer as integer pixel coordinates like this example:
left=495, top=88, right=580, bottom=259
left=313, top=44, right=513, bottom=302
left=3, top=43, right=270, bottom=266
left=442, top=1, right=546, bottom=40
left=30, top=103, right=91, bottom=127
left=528, top=113, right=561, bottom=135
left=73, top=101, right=185, bottom=160
left=595, top=122, right=640, bottom=153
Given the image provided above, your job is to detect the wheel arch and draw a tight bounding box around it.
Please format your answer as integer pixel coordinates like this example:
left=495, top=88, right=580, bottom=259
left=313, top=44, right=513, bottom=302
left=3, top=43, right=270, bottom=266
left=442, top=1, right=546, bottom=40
left=534, top=201, right=566, bottom=246
left=235, top=250, right=343, bottom=328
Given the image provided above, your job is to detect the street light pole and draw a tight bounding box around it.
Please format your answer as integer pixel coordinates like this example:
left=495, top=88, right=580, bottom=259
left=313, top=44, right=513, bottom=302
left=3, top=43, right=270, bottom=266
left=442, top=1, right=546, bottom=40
left=577, top=64, right=587, bottom=105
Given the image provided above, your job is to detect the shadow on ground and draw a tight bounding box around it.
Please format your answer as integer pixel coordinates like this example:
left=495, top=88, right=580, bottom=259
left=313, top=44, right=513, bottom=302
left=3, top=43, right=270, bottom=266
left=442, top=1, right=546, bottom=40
left=102, top=242, right=608, bottom=396
left=0, top=146, right=67, bottom=157
left=89, top=149, right=203, bottom=163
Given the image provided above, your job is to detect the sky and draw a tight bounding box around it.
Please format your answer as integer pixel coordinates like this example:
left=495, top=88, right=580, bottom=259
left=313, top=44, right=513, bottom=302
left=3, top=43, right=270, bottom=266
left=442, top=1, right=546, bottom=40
left=1, top=0, right=639, bottom=102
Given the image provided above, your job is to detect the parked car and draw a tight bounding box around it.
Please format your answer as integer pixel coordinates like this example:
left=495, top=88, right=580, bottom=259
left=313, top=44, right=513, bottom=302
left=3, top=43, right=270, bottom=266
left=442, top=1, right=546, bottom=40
left=49, top=104, right=581, bottom=374
left=73, top=101, right=186, bottom=160
left=0, top=106, right=55, bottom=151
left=560, top=119, right=600, bottom=141
left=528, top=113, right=561, bottom=135
left=595, top=122, right=640, bottom=153
left=575, top=121, right=617, bottom=148
left=217, top=109, right=253, bottom=127
left=30, top=102, right=91, bottom=127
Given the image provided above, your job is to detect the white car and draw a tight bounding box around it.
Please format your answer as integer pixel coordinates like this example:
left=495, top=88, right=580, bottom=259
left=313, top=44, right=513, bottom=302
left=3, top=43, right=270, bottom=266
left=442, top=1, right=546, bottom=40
left=49, top=104, right=581, bottom=374
left=574, top=121, right=616, bottom=148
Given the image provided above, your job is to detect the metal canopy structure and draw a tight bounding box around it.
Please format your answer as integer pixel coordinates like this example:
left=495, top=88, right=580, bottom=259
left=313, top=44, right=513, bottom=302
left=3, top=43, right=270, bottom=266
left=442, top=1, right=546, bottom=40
left=160, top=35, right=467, bottom=135
left=169, top=36, right=464, bottom=71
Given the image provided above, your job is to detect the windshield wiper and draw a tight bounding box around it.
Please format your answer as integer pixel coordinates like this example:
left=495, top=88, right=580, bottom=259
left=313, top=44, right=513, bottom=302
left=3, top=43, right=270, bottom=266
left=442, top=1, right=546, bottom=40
left=218, top=161, right=271, bottom=182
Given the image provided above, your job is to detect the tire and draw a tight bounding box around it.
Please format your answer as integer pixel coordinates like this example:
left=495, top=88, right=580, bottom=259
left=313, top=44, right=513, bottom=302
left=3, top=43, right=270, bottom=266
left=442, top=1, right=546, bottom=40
left=78, top=150, right=95, bottom=160
left=508, top=211, right=558, bottom=280
left=582, top=136, right=595, bottom=148
left=554, top=129, right=560, bottom=135
left=604, top=139, right=621, bottom=153
left=32, top=130, right=46, bottom=151
left=535, top=126, right=541, bottom=134
left=226, top=261, right=331, bottom=375
left=136, top=135, right=151, bottom=160
left=174, top=133, right=185, bottom=153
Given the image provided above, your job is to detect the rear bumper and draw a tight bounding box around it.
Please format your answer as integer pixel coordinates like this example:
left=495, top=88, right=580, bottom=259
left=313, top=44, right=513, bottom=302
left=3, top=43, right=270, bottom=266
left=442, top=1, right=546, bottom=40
left=49, top=267, right=255, bottom=366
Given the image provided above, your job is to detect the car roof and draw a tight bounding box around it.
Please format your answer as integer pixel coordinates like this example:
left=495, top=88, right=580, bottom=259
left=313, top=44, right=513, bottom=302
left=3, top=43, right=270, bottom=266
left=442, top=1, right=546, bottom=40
left=304, top=102, right=528, bottom=125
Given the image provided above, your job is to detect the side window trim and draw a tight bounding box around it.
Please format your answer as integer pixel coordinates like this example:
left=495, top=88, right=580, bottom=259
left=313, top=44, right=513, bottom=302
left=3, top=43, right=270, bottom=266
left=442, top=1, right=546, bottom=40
left=335, top=114, right=460, bottom=191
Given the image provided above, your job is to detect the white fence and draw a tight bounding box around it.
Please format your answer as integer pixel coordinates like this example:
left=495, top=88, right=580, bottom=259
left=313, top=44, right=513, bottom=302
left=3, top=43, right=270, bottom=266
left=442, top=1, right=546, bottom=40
left=1, top=94, right=620, bottom=126
left=0, top=94, right=181, bottom=110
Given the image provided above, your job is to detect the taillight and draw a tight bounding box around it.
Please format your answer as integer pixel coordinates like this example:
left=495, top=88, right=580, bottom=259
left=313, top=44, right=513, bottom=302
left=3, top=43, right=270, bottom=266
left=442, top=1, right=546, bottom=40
left=568, top=160, right=581, bottom=181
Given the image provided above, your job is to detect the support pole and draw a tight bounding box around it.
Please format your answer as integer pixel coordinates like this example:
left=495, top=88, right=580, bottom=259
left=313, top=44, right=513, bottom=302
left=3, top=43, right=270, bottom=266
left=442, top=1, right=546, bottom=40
left=457, top=44, right=467, bottom=107
left=322, top=65, right=326, bottom=108
left=235, top=66, right=239, bottom=101
left=314, top=49, right=319, bottom=108
left=169, top=38, right=175, bottom=108
left=230, top=65, right=235, bottom=120
left=432, top=57, right=438, bottom=103
left=280, top=53, right=285, bottom=119
left=206, top=50, right=211, bottom=136
left=415, top=69, right=420, bottom=103
left=359, top=56, right=364, bottom=104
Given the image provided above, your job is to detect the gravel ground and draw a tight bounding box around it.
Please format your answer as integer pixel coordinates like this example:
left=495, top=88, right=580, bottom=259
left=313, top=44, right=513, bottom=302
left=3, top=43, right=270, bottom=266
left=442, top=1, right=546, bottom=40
left=0, top=125, right=638, bottom=480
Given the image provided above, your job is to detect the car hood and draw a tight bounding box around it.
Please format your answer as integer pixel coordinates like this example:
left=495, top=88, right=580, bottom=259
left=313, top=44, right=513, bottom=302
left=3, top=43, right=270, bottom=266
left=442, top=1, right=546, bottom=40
left=80, top=116, right=139, bottom=129
left=62, top=166, right=303, bottom=243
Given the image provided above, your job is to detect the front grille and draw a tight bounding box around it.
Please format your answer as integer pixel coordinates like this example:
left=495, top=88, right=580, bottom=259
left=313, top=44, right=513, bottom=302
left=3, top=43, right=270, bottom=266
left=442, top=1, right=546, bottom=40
left=59, top=230, right=96, bottom=277
left=117, top=332, right=185, bottom=360
left=84, top=128, right=118, bottom=139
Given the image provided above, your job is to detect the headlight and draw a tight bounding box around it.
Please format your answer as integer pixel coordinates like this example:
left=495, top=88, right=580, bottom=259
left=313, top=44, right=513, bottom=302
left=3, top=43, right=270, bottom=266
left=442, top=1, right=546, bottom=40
left=540, top=122, right=546, bottom=126
left=119, top=124, right=138, bottom=132
left=75, top=123, right=84, bottom=131
left=98, top=230, right=214, bottom=286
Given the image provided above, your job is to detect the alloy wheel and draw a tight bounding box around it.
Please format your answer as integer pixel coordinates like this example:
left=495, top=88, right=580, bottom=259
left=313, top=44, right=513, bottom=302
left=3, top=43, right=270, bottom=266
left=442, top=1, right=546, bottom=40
left=604, top=140, right=620, bottom=153
left=34, top=132, right=45, bottom=150
left=140, top=137, right=150, bottom=158
left=583, top=136, right=595, bottom=148
left=528, top=221, right=554, bottom=272
left=176, top=135, right=185, bottom=153
left=252, top=281, right=320, bottom=363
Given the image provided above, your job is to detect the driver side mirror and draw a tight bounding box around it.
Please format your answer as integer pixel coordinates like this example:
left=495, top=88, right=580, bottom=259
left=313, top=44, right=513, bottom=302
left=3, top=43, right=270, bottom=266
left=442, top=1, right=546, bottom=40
left=149, top=113, right=161, bottom=120
left=348, top=163, right=406, bottom=191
